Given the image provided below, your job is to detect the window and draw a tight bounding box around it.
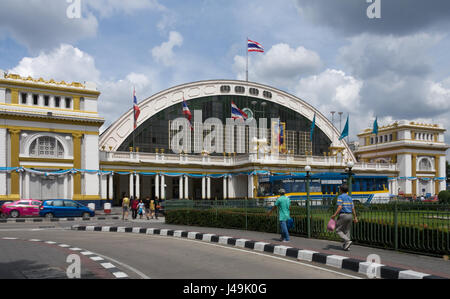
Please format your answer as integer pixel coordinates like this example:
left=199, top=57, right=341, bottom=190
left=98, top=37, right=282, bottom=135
left=21, top=93, right=27, bottom=104
left=54, top=96, right=60, bottom=107
left=419, top=158, right=432, bottom=171
left=220, top=85, right=231, bottom=93
left=29, top=136, right=65, bottom=158
left=52, top=200, right=63, bottom=207
left=33, top=94, right=39, bottom=105
left=249, top=88, right=259, bottom=96
left=235, top=86, right=245, bottom=93
left=64, top=201, right=78, bottom=207
left=263, top=91, right=272, bottom=99
left=65, top=97, right=71, bottom=109
left=32, top=201, right=41, bottom=206
left=44, top=95, right=50, bottom=106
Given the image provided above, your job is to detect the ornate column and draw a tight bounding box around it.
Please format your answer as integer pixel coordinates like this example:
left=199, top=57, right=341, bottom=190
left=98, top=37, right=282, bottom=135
left=135, top=173, right=140, bottom=199
left=155, top=174, right=160, bottom=199
left=207, top=176, right=211, bottom=200
left=184, top=175, right=189, bottom=200
left=72, top=133, right=83, bottom=200
left=223, top=176, right=228, bottom=199
left=412, top=154, right=417, bottom=196
left=179, top=176, right=184, bottom=200
left=160, top=174, right=165, bottom=200
left=108, top=174, right=114, bottom=200
left=9, top=129, right=21, bottom=199
left=202, top=176, right=206, bottom=200
left=129, top=173, right=134, bottom=199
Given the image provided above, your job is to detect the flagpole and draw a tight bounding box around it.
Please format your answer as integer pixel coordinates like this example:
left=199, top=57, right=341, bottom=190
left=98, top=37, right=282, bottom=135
left=133, top=86, right=136, bottom=152
left=246, top=37, right=249, bottom=82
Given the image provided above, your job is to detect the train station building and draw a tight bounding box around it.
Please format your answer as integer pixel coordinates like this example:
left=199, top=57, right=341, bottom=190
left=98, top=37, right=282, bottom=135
left=0, top=73, right=447, bottom=206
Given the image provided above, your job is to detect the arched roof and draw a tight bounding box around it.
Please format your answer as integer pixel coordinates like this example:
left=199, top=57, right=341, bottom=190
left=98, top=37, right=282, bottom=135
left=99, top=80, right=356, bottom=161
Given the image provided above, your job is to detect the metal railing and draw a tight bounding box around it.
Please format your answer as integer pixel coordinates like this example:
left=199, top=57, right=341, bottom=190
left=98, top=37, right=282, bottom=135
left=164, top=199, right=450, bottom=256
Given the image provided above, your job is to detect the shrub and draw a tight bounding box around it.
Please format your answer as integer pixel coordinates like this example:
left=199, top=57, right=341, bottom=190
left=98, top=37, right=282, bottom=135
left=438, top=190, right=450, bottom=204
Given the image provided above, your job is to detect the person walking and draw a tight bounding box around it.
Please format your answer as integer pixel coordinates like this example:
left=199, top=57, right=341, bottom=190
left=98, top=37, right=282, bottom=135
left=138, top=200, right=145, bottom=219
left=154, top=196, right=159, bottom=220
left=122, top=194, right=130, bottom=221
left=150, top=198, right=156, bottom=219
left=144, top=196, right=151, bottom=220
left=267, top=189, right=291, bottom=242
left=131, top=197, right=139, bottom=219
left=331, top=184, right=358, bottom=250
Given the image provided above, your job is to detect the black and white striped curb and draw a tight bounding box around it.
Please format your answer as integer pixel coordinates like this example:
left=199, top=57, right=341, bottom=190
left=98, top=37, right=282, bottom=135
left=1, top=236, right=128, bottom=279
left=0, top=216, right=119, bottom=223
left=71, top=225, right=448, bottom=280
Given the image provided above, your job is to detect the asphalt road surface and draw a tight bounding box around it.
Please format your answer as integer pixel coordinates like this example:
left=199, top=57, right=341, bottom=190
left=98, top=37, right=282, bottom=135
left=0, top=223, right=364, bottom=280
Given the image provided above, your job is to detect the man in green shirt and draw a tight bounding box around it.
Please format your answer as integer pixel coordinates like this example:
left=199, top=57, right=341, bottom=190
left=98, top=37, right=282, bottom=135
left=268, top=189, right=291, bottom=242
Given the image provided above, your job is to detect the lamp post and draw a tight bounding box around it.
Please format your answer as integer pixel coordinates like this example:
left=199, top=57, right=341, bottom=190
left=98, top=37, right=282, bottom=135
left=346, top=161, right=354, bottom=196
left=305, top=165, right=311, bottom=238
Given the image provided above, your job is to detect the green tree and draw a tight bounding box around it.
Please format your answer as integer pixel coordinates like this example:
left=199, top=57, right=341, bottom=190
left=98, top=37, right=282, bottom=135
left=438, top=190, right=450, bottom=204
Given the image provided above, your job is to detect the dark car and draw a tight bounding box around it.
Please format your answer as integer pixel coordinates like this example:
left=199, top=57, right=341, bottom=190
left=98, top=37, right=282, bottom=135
left=39, top=199, right=95, bottom=218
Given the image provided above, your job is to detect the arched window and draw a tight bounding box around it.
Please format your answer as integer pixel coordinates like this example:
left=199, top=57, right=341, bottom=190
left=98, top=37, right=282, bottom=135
left=418, top=158, right=432, bottom=171
left=29, top=136, right=64, bottom=158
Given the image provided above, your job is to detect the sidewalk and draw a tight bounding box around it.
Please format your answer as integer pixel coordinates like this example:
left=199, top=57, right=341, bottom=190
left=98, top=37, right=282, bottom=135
left=83, top=206, right=450, bottom=278
left=95, top=220, right=449, bottom=279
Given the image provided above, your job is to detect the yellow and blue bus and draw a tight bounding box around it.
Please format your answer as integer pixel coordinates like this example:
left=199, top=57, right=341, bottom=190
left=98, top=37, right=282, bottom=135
left=257, top=173, right=390, bottom=205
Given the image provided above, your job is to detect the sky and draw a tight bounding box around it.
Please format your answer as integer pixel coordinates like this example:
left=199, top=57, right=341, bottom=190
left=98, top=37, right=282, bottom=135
left=1, top=0, right=449, bottom=159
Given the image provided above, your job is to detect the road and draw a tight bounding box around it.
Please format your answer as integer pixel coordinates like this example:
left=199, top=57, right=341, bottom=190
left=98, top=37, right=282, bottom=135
left=0, top=221, right=364, bottom=280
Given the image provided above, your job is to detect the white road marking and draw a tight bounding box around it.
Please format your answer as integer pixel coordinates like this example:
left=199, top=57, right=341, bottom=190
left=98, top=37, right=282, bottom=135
left=90, top=256, right=104, bottom=261
left=112, top=272, right=128, bottom=278
left=101, top=262, right=115, bottom=269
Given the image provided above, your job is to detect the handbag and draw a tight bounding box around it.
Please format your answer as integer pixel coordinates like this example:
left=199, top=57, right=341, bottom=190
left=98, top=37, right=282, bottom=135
left=287, top=218, right=294, bottom=230
left=327, top=218, right=336, bottom=232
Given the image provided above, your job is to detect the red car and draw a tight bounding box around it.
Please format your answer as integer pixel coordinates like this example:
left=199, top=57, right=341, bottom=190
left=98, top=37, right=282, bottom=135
left=0, top=200, right=43, bottom=218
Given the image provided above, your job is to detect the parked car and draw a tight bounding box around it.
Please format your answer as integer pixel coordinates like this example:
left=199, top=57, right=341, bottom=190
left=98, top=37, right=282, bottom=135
left=0, top=200, right=43, bottom=218
left=39, top=199, right=95, bottom=218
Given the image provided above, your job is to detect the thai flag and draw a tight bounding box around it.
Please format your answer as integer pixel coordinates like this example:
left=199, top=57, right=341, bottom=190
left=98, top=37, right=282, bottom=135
left=231, top=101, right=248, bottom=120
left=133, top=88, right=140, bottom=129
left=248, top=39, right=264, bottom=53
left=182, top=98, right=193, bottom=130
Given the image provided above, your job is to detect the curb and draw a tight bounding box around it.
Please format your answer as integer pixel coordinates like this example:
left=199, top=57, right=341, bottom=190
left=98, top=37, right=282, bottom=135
left=71, top=225, right=448, bottom=280
left=0, top=216, right=120, bottom=223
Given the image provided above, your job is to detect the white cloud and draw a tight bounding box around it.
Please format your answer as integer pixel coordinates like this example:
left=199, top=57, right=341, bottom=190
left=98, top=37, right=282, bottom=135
left=10, top=44, right=100, bottom=83
left=7, top=43, right=156, bottom=133
left=151, top=31, right=184, bottom=66
left=233, top=43, right=322, bottom=88
left=295, top=68, right=363, bottom=113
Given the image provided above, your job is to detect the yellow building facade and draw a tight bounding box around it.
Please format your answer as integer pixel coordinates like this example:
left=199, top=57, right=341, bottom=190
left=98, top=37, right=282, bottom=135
left=0, top=72, right=104, bottom=203
left=355, top=121, right=449, bottom=197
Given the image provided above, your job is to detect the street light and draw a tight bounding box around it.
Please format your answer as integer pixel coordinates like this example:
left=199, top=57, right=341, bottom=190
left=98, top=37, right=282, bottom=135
left=305, top=165, right=311, bottom=238
left=346, top=161, right=354, bottom=196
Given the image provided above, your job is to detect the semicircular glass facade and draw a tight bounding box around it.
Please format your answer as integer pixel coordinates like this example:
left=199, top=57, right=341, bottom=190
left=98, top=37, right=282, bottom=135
left=118, top=95, right=331, bottom=155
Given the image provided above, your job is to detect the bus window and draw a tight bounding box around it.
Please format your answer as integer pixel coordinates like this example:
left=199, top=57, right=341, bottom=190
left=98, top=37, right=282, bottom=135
left=310, top=180, right=321, bottom=193
left=360, top=179, right=367, bottom=192
left=257, top=182, right=272, bottom=196
left=291, top=180, right=306, bottom=193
